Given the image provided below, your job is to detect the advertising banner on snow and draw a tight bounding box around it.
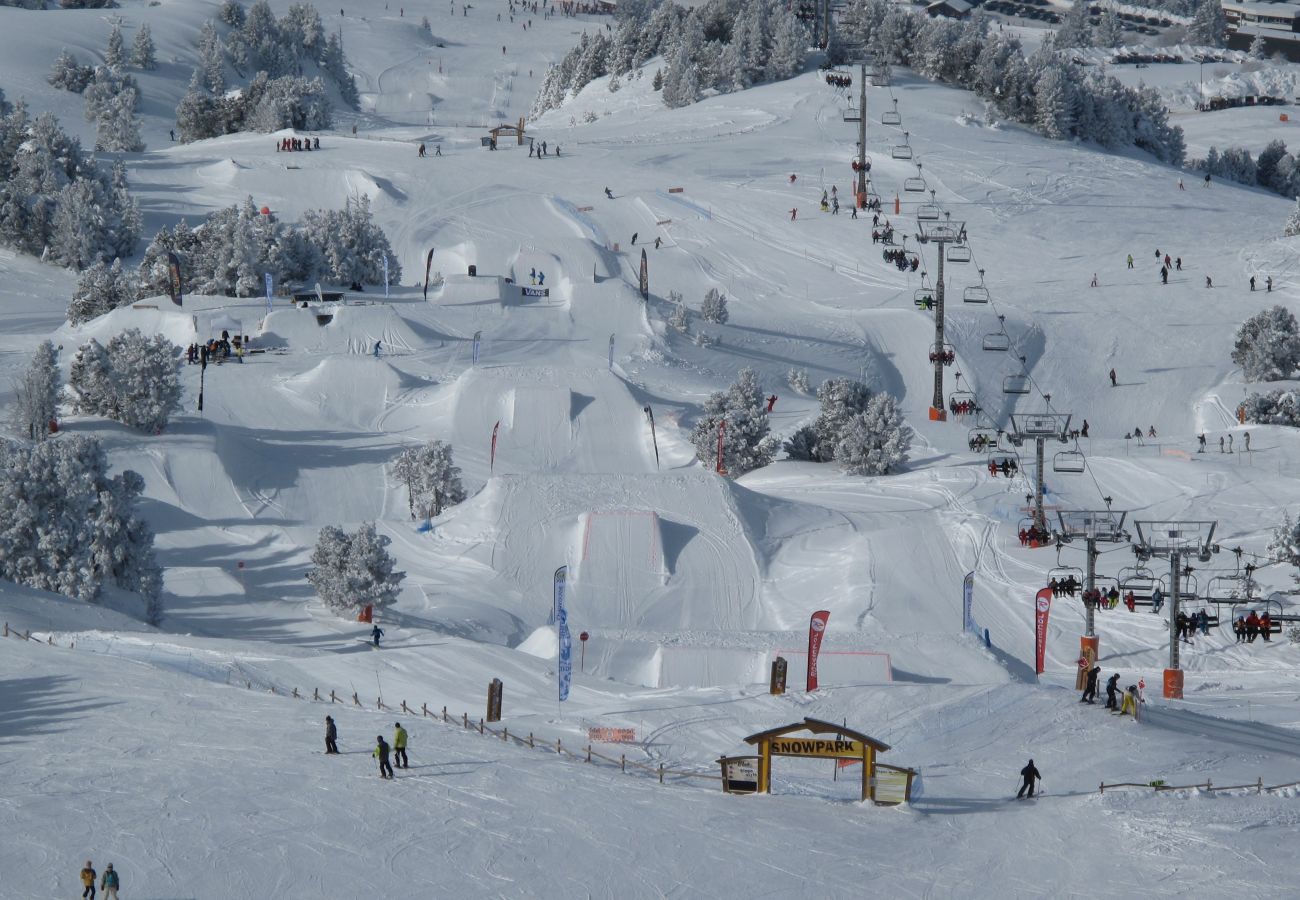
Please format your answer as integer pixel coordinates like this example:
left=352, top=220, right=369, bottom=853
left=490, top=420, right=500, bottom=473
left=1034, top=588, right=1052, bottom=676
left=264, top=272, right=273, bottom=312
left=638, top=249, right=648, bottom=300
left=807, top=610, right=830, bottom=691
left=643, top=405, right=660, bottom=470
left=166, top=252, right=184, bottom=306
left=607, top=333, right=615, bottom=371
left=472, top=330, right=482, bottom=366
left=383, top=254, right=390, bottom=298
left=963, top=571, right=975, bottom=633
left=555, top=566, right=571, bottom=702
left=422, top=247, right=435, bottom=300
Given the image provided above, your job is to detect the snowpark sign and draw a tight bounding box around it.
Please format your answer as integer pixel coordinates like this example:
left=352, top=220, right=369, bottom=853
left=769, top=738, right=864, bottom=759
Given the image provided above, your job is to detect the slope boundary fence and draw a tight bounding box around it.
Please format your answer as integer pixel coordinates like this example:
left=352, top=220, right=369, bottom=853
left=3, top=622, right=723, bottom=791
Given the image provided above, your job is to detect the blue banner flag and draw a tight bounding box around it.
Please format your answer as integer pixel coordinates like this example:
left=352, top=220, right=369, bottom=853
left=555, top=566, right=571, bottom=702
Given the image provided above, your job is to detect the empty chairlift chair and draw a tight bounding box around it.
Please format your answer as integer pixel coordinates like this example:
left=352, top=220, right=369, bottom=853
left=946, top=243, right=972, bottom=264
left=844, top=105, right=861, bottom=122
left=892, top=132, right=914, bottom=161
left=1003, top=373, right=1030, bottom=395
left=917, top=188, right=940, bottom=221
left=1053, top=449, right=1086, bottom=474
left=882, top=99, right=902, bottom=126
left=963, top=269, right=990, bottom=304
left=870, top=64, right=890, bottom=87
left=983, top=315, right=1011, bottom=352
left=903, top=161, right=926, bottom=193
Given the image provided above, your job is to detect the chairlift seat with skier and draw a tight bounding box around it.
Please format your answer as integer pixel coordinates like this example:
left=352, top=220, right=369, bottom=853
left=928, top=342, right=956, bottom=366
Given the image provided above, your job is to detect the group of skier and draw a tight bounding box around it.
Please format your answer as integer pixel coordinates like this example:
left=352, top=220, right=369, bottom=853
left=1232, top=610, right=1274, bottom=643
left=324, top=716, right=411, bottom=779
left=276, top=136, right=320, bottom=152
left=78, top=861, right=120, bottom=899
left=1081, top=669, right=1141, bottom=718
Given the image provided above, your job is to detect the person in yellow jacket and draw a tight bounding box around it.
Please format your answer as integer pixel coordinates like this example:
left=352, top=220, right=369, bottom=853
left=80, top=860, right=97, bottom=899
left=393, top=722, right=409, bottom=769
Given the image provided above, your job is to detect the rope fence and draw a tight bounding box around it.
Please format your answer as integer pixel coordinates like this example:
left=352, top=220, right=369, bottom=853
left=3, top=622, right=722, bottom=790
left=1099, top=777, right=1300, bottom=795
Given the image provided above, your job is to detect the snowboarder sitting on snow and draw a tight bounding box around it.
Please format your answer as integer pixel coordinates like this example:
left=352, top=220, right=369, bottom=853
left=1017, top=760, right=1041, bottom=798
left=371, top=624, right=384, bottom=647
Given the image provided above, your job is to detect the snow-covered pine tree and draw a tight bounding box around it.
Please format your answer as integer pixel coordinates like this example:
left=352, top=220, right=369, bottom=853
left=131, top=23, right=157, bottom=70
left=0, top=435, right=161, bottom=619
left=68, top=258, right=133, bottom=324
left=307, top=522, right=405, bottom=618
left=809, top=377, right=872, bottom=462
left=85, top=70, right=145, bottom=152
left=49, top=49, right=95, bottom=93
left=302, top=194, right=400, bottom=286
left=199, top=21, right=227, bottom=95
left=1285, top=196, right=1300, bottom=237
left=667, top=290, right=690, bottom=333
left=67, top=338, right=114, bottom=418
left=10, top=340, right=60, bottom=442
left=104, top=330, right=182, bottom=433
left=1189, top=0, right=1226, bottom=47
left=391, top=440, right=467, bottom=520
left=1095, top=6, right=1124, bottom=49
left=1054, top=0, right=1091, bottom=49
left=689, top=367, right=778, bottom=476
left=1232, top=305, right=1300, bottom=382
left=787, top=367, right=810, bottom=393
left=104, top=24, right=125, bottom=68
left=1242, top=389, right=1300, bottom=426
left=1268, top=511, right=1300, bottom=565
left=219, top=0, right=247, bottom=26
left=834, top=392, right=912, bottom=475
left=700, top=287, right=729, bottom=324
left=767, top=5, right=809, bottom=82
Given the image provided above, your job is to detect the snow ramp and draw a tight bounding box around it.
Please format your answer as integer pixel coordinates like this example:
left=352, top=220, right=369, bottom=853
left=447, top=366, right=658, bottom=476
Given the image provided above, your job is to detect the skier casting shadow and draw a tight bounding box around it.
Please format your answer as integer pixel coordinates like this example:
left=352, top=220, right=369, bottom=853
left=1016, top=759, right=1041, bottom=798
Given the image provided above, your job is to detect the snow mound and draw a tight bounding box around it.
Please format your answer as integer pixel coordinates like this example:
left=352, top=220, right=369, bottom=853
left=343, top=168, right=408, bottom=205
left=196, top=158, right=247, bottom=184
left=516, top=625, right=558, bottom=659
left=279, top=356, right=431, bottom=429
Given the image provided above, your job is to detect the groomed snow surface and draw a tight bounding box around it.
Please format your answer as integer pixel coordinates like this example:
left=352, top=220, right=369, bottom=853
left=3, top=1, right=1300, bottom=896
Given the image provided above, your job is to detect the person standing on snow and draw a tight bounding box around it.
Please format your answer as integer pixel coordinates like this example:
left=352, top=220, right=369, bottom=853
left=1017, top=760, right=1041, bottom=798
left=393, top=722, right=409, bottom=769
left=1109, top=368, right=1117, bottom=387
left=371, top=624, right=384, bottom=647
left=1105, top=673, right=1121, bottom=709
left=1126, top=254, right=1133, bottom=269
left=604, top=187, right=613, bottom=199
left=790, top=208, right=797, bottom=221
left=325, top=715, right=339, bottom=754
left=81, top=861, right=97, bottom=899
left=1161, top=266, right=1168, bottom=285
left=100, top=864, right=120, bottom=900
left=631, top=232, right=638, bottom=246
left=374, top=735, right=395, bottom=779
left=1081, top=666, right=1101, bottom=704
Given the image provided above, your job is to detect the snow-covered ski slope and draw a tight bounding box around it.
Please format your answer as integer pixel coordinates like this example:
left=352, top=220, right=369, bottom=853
left=4, top=1, right=1300, bottom=895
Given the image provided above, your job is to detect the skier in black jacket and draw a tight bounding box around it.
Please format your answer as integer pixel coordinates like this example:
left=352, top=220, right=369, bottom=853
left=1081, top=666, right=1101, bottom=704
left=1105, top=673, right=1121, bottom=710
left=1017, top=760, right=1041, bottom=798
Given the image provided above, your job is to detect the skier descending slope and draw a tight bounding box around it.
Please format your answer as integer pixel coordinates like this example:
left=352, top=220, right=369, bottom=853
left=371, top=624, right=384, bottom=647
left=1017, top=760, right=1042, bottom=799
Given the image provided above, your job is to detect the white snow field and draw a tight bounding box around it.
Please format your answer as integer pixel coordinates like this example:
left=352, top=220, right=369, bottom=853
left=5, top=1, right=1300, bottom=897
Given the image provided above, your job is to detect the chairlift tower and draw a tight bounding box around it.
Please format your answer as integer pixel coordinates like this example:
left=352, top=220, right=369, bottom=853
left=856, top=62, right=869, bottom=201
left=1056, top=507, right=1129, bottom=686
left=916, top=213, right=966, bottom=421
left=1007, top=411, right=1071, bottom=536
left=1132, top=520, right=1219, bottom=699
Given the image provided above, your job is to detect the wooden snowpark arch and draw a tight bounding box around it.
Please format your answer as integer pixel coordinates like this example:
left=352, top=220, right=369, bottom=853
left=742, top=718, right=915, bottom=805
